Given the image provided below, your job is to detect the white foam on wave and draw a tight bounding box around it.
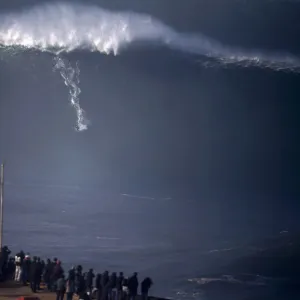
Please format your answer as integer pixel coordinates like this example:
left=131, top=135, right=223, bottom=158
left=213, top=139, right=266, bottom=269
left=0, top=2, right=300, bottom=72
left=96, top=236, right=120, bottom=240
left=188, top=275, right=267, bottom=286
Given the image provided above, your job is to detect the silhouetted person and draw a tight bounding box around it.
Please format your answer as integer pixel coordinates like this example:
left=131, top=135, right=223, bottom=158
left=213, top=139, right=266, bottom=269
left=86, top=268, right=95, bottom=294
left=36, top=257, right=43, bottom=290
left=52, top=260, right=64, bottom=291
left=141, top=277, right=153, bottom=300
left=95, top=274, right=102, bottom=300
left=21, top=255, right=31, bottom=285
left=122, top=278, right=129, bottom=300
left=116, top=272, right=124, bottom=300
left=109, top=272, right=117, bottom=300
left=14, top=251, right=23, bottom=281
left=101, top=271, right=110, bottom=300
left=75, top=270, right=85, bottom=294
left=29, top=256, right=38, bottom=293
left=53, top=261, right=64, bottom=280
left=44, top=259, right=52, bottom=290
left=56, top=274, right=66, bottom=300
left=0, top=246, right=11, bottom=280
left=128, top=273, right=139, bottom=300
left=7, top=257, right=15, bottom=280
left=76, top=265, right=83, bottom=275
left=66, top=269, right=76, bottom=300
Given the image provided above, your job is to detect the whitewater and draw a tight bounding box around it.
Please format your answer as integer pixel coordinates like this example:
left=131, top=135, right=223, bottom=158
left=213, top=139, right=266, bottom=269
left=1, top=2, right=300, bottom=70
left=1, top=2, right=300, bottom=131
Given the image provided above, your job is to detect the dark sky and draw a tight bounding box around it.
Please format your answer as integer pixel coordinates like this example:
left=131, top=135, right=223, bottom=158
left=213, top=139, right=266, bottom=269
left=0, top=0, right=299, bottom=224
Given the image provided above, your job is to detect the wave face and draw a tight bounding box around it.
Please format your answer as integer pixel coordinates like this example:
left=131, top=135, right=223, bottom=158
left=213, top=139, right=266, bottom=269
left=0, top=2, right=300, bottom=73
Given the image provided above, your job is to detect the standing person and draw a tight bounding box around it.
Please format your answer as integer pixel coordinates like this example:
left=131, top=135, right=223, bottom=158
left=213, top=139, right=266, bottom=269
left=14, top=253, right=22, bottom=282
left=7, top=257, right=15, bottom=280
left=66, top=269, right=76, bottom=300
left=29, top=257, right=38, bottom=293
left=128, top=273, right=138, bottom=300
left=86, top=268, right=95, bottom=295
left=56, top=274, right=66, bottom=300
left=116, top=272, right=124, bottom=300
left=101, top=271, right=109, bottom=300
left=109, top=272, right=117, bottom=300
left=141, top=277, right=153, bottom=300
left=21, top=255, right=31, bottom=285
left=52, top=260, right=64, bottom=291
left=43, top=259, right=52, bottom=291
left=121, top=277, right=129, bottom=300
left=36, top=257, right=43, bottom=290
left=75, top=269, right=85, bottom=295
left=95, top=274, right=102, bottom=300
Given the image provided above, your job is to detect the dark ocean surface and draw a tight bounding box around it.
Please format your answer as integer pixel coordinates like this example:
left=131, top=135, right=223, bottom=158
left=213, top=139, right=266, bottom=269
left=0, top=1, right=300, bottom=299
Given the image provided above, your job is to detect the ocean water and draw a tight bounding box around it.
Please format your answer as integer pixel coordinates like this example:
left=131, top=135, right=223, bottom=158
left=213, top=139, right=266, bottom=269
left=2, top=183, right=298, bottom=300
left=3, top=183, right=227, bottom=298
left=1, top=1, right=300, bottom=299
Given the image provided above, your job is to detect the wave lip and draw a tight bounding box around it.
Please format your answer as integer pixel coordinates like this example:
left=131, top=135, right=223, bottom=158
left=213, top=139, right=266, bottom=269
left=0, top=2, right=173, bottom=55
left=0, top=2, right=300, bottom=72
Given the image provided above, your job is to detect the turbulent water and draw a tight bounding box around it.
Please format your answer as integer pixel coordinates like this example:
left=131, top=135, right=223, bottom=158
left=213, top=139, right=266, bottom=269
left=1, top=1, right=300, bottom=300
left=1, top=2, right=300, bottom=130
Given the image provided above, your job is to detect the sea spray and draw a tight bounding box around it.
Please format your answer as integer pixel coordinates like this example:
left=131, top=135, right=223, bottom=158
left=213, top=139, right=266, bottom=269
left=0, top=2, right=300, bottom=72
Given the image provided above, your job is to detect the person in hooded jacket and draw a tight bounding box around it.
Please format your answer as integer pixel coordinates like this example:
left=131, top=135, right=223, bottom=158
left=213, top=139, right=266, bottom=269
left=141, top=277, right=153, bottom=300
left=128, top=273, right=139, bottom=300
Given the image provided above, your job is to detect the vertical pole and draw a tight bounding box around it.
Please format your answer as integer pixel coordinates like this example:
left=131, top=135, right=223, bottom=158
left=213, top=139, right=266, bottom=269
left=0, top=163, right=4, bottom=250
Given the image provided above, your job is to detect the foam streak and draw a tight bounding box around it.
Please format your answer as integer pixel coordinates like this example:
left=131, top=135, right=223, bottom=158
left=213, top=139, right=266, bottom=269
left=53, top=57, right=89, bottom=131
left=0, top=3, right=300, bottom=72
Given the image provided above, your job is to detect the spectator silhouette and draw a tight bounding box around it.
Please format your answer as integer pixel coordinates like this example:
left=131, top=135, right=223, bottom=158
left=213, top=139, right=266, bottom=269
left=141, top=277, right=153, bottom=300
left=56, top=274, right=66, bottom=300
left=128, top=273, right=139, bottom=300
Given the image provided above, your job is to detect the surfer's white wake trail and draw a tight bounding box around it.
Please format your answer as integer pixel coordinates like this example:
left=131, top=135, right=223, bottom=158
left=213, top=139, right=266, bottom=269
left=53, top=57, right=89, bottom=131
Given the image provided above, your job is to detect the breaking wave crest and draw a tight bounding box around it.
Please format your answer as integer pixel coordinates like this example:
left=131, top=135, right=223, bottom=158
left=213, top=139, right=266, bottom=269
left=0, top=2, right=300, bottom=73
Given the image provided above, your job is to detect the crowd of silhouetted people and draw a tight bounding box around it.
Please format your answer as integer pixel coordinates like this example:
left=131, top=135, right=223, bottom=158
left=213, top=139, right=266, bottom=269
left=0, top=246, right=153, bottom=300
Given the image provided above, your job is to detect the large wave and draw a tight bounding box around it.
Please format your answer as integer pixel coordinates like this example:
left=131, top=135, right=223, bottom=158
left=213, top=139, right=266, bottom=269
left=1, top=2, right=300, bottom=131
left=0, top=2, right=300, bottom=72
